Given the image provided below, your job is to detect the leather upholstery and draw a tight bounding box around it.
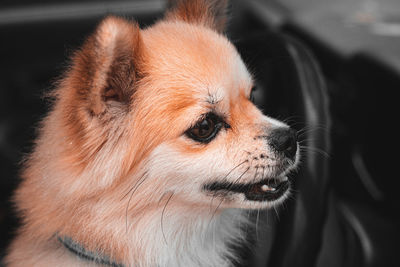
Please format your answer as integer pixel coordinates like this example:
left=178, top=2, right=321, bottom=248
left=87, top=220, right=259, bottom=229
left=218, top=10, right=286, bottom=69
left=236, top=30, right=400, bottom=267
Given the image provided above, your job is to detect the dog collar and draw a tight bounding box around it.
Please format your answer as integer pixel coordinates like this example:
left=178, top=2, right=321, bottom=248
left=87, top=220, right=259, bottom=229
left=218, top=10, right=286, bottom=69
left=58, top=236, right=125, bottom=267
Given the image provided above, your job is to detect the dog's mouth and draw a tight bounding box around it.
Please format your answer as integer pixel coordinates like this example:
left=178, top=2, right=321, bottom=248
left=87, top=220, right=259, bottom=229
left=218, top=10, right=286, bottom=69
left=203, top=177, right=290, bottom=202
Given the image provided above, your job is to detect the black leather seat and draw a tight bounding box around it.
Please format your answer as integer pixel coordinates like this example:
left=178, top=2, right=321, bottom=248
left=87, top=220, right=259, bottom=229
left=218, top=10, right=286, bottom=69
left=235, top=31, right=400, bottom=267
left=235, top=31, right=330, bottom=267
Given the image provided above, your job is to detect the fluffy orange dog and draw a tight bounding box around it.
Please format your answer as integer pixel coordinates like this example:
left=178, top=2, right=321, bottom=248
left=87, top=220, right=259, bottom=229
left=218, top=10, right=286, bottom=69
left=6, top=0, right=299, bottom=266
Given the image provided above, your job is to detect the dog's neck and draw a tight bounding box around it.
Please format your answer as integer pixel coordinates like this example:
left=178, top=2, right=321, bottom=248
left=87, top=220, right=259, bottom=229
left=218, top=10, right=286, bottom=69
left=127, top=207, right=247, bottom=267
left=59, top=207, right=247, bottom=267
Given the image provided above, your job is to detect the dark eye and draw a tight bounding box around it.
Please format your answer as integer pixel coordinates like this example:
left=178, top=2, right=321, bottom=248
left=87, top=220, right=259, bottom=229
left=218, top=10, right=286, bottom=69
left=250, top=86, right=256, bottom=103
left=186, top=113, right=226, bottom=143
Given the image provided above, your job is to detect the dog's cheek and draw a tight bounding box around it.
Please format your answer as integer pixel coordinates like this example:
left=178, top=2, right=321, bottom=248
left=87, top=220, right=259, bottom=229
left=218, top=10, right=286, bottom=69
left=143, top=142, right=236, bottom=199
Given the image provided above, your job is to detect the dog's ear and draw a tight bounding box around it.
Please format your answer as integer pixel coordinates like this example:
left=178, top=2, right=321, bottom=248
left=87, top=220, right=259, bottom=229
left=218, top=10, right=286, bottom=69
left=166, top=0, right=229, bottom=33
left=71, top=16, right=144, bottom=116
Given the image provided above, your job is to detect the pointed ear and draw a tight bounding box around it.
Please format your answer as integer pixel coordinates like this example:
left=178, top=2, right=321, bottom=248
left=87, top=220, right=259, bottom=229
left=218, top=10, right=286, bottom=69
left=165, top=0, right=229, bottom=33
left=72, top=16, right=144, bottom=116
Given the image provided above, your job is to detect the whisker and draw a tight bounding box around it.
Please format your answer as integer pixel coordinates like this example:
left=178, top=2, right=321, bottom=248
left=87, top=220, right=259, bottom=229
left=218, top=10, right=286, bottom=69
left=125, top=172, right=149, bottom=233
left=300, top=145, right=330, bottom=158
left=246, top=210, right=252, bottom=228
left=286, top=191, right=298, bottom=202
left=288, top=187, right=300, bottom=195
left=232, top=167, right=250, bottom=185
left=221, top=160, right=249, bottom=181
left=161, top=192, right=174, bottom=246
left=273, top=206, right=280, bottom=221
left=209, top=191, right=218, bottom=212
left=297, top=125, right=329, bottom=138
left=253, top=166, right=259, bottom=183
left=281, top=115, right=303, bottom=125
left=208, top=198, right=224, bottom=230
left=298, top=138, right=316, bottom=144
left=121, top=170, right=149, bottom=200
left=158, top=192, right=170, bottom=204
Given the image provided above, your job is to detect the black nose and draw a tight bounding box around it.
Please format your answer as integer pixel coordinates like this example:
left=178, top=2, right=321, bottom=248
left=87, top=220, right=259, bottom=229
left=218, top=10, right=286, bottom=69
left=269, top=128, right=298, bottom=159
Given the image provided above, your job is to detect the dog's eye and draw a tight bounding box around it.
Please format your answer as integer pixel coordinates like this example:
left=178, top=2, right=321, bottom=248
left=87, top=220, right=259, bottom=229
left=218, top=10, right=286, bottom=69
left=249, top=86, right=257, bottom=103
left=250, top=91, right=255, bottom=103
left=186, top=113, right=226, bottom=143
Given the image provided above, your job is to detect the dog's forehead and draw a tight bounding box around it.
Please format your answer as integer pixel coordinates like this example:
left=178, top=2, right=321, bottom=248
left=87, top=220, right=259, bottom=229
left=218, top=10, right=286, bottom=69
left=143, top=22, right=253, bottom=105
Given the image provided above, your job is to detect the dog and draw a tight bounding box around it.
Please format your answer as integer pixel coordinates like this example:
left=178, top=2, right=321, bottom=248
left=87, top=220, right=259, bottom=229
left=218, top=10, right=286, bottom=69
left=6, top=0, right=299, bottom=266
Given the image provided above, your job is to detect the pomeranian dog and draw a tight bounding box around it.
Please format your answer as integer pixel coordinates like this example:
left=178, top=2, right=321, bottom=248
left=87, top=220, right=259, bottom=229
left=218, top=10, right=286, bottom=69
left=6, top=0, right=299, bottom=266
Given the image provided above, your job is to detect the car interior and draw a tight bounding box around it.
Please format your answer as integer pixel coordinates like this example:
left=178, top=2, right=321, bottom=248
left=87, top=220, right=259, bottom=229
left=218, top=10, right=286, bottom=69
left=1, top=0, right=399, bottom=266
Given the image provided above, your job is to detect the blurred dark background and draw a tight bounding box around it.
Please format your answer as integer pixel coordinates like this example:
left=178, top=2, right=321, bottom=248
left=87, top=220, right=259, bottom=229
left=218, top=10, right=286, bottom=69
left=1, top=0, right=399, bottom=266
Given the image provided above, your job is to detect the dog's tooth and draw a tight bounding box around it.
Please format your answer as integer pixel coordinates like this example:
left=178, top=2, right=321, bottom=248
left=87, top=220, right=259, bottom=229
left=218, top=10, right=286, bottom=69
left=261, top=184, right=275, bottom=192
left=261, top=185, right=268, bottom=192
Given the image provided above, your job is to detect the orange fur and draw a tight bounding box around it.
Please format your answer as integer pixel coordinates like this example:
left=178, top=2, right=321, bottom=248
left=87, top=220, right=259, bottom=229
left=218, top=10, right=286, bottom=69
left=165, top=0, right=229, bottom=33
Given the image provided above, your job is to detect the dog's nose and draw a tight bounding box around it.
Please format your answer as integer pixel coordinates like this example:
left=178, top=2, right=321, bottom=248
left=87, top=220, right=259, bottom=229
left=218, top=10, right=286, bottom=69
left=269, top=128, right=298, bottom=159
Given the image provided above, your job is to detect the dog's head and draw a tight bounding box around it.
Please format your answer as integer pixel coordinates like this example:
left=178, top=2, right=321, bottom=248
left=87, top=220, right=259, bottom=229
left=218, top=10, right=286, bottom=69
left=58, top=0, right=299, bottom=211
